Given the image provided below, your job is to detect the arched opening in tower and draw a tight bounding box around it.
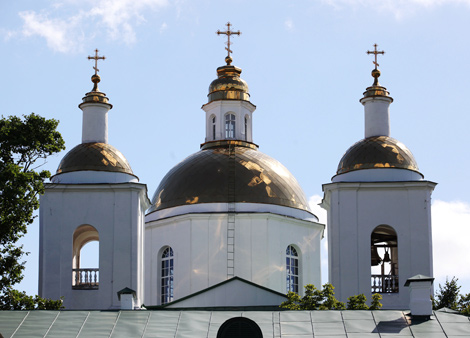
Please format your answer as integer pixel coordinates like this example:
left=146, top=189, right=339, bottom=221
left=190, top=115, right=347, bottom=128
left=371, top=225, right=398, bottom=293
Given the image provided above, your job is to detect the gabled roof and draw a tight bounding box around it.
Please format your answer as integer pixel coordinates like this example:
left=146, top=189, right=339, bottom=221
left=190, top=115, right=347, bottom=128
left=1, top=309, right=469, bottom=337
left=145, top=276, right=288, bottom=310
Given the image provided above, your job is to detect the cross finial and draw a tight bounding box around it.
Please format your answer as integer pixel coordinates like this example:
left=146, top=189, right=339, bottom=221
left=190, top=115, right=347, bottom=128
left=367, top=44, right=385, bottom=70
left=216, top=22, right=241, bottom=59
left=88, top=49, right=106, bottom=75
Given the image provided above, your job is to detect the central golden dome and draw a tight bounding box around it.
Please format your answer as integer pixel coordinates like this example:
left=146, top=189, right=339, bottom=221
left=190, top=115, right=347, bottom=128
left=207, top=56, right=250, bottom=102
left=147, top=141, right=310, bottom=214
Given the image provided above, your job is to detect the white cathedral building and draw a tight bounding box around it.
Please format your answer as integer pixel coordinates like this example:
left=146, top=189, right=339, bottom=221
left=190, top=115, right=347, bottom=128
left=38, top=41, right=435, bottom=311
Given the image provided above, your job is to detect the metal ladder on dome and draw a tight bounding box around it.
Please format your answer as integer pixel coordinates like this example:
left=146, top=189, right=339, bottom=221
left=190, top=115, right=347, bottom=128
left=227, top=142, right=236, bottom=279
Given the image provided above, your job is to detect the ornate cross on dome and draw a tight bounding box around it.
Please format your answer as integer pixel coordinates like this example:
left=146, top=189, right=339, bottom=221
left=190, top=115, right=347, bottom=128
left=88, top=49, right=106, bottom=75
left=367, top=44, right=385, bottom=70
left=217, top=22, right=241, bottom=58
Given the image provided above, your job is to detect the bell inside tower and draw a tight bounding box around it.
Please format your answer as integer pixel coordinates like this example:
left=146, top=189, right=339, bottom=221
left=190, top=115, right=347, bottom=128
left=371, top=225, right=398, bottom=293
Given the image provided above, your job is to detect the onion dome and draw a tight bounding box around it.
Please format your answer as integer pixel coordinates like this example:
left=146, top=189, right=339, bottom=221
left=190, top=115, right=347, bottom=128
left=208, top=56, right=250, bottom=103
left=147, top=140, right=310, bottom=214
left=336, top=136, right=419, bottom=175
left=56, top=142, right=134, bottom=175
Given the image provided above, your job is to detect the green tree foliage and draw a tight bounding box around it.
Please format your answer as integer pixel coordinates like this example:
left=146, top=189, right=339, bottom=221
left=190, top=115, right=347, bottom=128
left=346, top=293, right=383, bottom=310
left=0, top=113, right=65, bottom=309
left=280, top=283, right=345, bottom=310
left=432, top=276, right=470, bottom=316
left=458, top=293, right=470, bottom=316
left=347, top=294, right=369, bottom=310
left=433, top=277, right=461, bottom=310
left=370, top=293, right=383, bottom=310
left=281, top=284, right=383, bottom=311
left=2, top=289, right=63, bottom=310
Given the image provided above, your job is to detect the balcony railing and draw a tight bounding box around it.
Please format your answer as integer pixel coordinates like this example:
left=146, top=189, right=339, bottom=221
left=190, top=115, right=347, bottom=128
left=73, top=268, right=99, bottom=290
left=371, top=274, right=399, bottom=293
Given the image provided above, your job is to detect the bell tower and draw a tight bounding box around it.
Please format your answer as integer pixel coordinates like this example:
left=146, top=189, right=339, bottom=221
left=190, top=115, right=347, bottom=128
left=39, top=50, right=150, bottom=310
left=321, top=45, right=436, bottom=309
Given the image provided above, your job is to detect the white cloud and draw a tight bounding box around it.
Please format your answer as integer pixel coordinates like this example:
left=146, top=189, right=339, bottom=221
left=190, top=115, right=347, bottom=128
left=322, top=0, right=470, bottom=18
left=1, top=29, right=18, bottom=42
left=309, top=194, right=329, bottom=284
left=284, top=18, right=294, bottom=32
left=309, top=194, right=327, bottom=224
left=18, top=0, right=169, bottom=53
left=19, top=10, right=84, bottom=53
left=160, top=22, right=168, bottom=33
left=432, top=199, right=470, bottom=283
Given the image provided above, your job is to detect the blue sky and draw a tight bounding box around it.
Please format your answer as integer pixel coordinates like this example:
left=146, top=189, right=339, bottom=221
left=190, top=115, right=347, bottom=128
left=1, top=0, right=470, bottom=298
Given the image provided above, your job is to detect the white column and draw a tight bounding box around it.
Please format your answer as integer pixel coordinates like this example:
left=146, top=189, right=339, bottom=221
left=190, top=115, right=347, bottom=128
left=360, top=96, right=392, bottom=138
left=81, top=102, right=110, bottom=144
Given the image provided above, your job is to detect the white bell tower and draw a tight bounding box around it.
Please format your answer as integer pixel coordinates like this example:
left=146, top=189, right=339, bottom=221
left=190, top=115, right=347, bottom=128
left=39, top=50, right=150, bottom=310
left=321, top=45, right=436, bottom=309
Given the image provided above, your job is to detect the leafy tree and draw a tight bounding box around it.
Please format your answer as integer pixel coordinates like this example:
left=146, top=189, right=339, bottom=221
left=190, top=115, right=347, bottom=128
left=280, top=283, right=345, bottom=310
left=2, top=289, right=63, bottom=310
left=458, top=293, right=470, bottom=316
left=347, top=294, right=369, bottom=310
left=370, top=293, right=383, bottom=310
left=0, top=113, right=65, bottom=309
left=433, top=277, right=461, bottom=310
left=320, top=283, right=346, bottom=310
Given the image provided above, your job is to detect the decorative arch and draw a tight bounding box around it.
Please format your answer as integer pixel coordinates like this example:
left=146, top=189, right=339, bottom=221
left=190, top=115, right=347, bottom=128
left=217, top=317, right=263, bottom=338
left=72, top=224, right=99, bottom=289
left=160, top=246, right=174, bottom=304
left=371, top=225, right=398, bottom=293
left=225, top=113, right=236, bottom=139
left=286, top=245, right=300, bottom=293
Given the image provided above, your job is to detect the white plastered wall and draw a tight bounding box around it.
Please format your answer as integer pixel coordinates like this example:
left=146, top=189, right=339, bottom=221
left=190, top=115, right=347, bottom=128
left=144, top=209, right=323, bottom=306
left=39, top=183, right=149, bottom=310
left=322, top=180, right=436, bottom=309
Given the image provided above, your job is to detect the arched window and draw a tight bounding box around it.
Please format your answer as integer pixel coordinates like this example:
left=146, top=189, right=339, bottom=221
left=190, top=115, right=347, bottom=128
left=286, top=245, right=299, bottom=293
left=161, top=246, right=174, bottom=304
left=225, top=113, right=236, bottom=139
left=72, top=225, right=99, bottom=289
left=371, top=225, right=399, bottom=293
left=212, top=116, right=216, bottom=140
left=217, top=317, right=263, bottom=338
left=244, top=115, right=248, bottom=141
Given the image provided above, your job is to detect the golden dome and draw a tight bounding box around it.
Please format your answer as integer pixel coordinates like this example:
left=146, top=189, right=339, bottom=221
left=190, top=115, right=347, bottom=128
left=56, top=142, right=134, bottom=175
left=337, top=136, right=420, bottom=175
left=148, top=140, right=310, bottom=214
left=208, top=56, right=250, bottom=103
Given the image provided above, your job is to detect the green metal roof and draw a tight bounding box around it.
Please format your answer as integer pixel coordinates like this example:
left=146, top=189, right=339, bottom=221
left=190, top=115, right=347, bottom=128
left=1, top=309, right=469, bottom=337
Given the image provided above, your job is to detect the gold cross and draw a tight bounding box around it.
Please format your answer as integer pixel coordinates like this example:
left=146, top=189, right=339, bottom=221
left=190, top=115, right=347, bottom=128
left=217, top=22, right=241, bottom=57
left=367, top=44, right=385, bottom=70
left=88, top=49, right=106, bottom=75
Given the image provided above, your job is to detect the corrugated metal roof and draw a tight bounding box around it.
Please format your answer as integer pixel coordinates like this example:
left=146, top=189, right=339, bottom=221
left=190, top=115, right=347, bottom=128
left=1, top=309, right=469, bottom=337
